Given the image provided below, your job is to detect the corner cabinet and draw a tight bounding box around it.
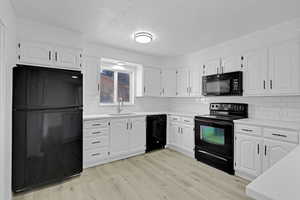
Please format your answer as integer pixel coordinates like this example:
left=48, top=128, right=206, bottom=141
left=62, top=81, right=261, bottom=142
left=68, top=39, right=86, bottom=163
left=234, top=122, right=299, bottom=180
left=17, top=41, right=82, bottom=70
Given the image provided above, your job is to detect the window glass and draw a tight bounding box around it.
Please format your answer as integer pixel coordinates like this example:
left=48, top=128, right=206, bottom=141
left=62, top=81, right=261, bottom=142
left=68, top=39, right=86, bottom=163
left=100, top=70, right=114, bottom=103
left=118, top=72, right=130, bottom=102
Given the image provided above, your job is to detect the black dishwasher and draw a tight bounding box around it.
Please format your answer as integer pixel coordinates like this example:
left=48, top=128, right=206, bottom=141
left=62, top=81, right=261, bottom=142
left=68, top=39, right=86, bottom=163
left=146, top=115, right=167, bottom=152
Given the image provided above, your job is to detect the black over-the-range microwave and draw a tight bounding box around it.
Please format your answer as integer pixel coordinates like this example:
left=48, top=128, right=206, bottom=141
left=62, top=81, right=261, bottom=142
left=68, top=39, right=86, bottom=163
left=202, top=71, right=243, bottom=96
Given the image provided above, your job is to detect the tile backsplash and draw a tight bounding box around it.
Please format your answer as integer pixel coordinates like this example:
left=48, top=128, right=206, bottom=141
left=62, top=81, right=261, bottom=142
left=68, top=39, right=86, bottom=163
left=168, top=96, right=300, bottom=122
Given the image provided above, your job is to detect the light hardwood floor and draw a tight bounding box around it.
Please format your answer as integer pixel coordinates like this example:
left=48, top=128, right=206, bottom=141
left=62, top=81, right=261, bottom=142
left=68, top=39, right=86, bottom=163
left=14, top=149, right=252, bottom=200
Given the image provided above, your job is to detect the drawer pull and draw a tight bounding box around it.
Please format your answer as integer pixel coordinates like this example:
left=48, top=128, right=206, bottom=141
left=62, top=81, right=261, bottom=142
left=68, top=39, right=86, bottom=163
left=92, top=123, right=102, bottom=126
left=172, top=118, right=178, bottom=120
left=184, top=120, right=191, bottom=122
left=272, top=133, right=287, bottom=138
left=241, top=129, right=253, bottom=132
left=92, top=131, right=101, bottom=134
left=92, top=141, right=101, bottom=144
left=91, top=153, right=101, bottom=157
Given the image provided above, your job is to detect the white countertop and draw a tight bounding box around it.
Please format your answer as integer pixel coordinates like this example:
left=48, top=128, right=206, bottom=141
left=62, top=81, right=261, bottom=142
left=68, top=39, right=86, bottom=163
left=246, top=144, right=300, bottom=200
left=83, top=112, right=199, bottom=120
left=234, top=118, right=300, bottom=131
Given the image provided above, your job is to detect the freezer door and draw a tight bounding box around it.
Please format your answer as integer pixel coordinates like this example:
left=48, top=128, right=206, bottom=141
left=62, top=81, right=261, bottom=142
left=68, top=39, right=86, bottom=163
left=13, top=66, right=83, bottom=109
left=13, top=108, right=82, bottom=191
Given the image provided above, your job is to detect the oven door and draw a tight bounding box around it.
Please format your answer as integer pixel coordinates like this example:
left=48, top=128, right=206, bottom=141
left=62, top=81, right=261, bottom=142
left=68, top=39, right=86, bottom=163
left=195, top=118, right=233, bottom=158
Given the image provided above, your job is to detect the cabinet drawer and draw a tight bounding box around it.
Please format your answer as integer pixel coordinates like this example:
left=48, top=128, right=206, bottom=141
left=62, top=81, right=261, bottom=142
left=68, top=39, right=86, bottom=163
left=84, top=136, right=108, bottom=150
left=84, top=120, right=108, bottom=129
left=84, top=128, right=108, bottom=138
left=181, top=117, right=194, bottom=125
left=169, top=116, right=181, bottom=122
left=84, top=147, right=108, bottom=163
left=235, top=124, right=262, bottom=136
left=264, top=128, right=299, bottom=143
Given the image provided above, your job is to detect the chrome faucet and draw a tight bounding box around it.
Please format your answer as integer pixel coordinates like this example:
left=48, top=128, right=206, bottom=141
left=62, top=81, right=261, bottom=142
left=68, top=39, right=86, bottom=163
left=117, top=97, right=124, bottom=114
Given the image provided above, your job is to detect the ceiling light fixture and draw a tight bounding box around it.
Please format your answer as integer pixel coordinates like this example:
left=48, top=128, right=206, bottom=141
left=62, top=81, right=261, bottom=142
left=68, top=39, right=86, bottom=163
left=134, top=31, right=153, bottom=44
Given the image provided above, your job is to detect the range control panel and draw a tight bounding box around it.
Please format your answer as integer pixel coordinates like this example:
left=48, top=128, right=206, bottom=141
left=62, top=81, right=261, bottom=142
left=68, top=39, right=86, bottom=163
left=210, top=103, right=248, bottom=117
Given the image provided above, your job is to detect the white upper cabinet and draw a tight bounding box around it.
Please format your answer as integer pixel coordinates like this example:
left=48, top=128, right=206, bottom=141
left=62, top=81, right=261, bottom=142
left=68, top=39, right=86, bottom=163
left=235, top=134, right=262, bottom=178
left=161, top=69, right=177, bottom=97
left=268, top=40, right=300, bottom=95
left=55, top=47, right=82, bottom=69
left=84, top=57, right=100, bottom=98
left=189, top=67, right=202, bottom=96
left=262, top=139, right=297, bottom=172
left=222, top=55, right=242, bottom=73
left=143, top=67, right=161, bottom=97
left=128, top=118, right=146, bottom=153
left=18, top=41, right=53, bottom=66
left=176, top=68, right=190, bottom=97
left=243, top=48, right=269, bottom=96
left=203, top=58, right=219, bottom=76
left=18, top=41, right=82, bottom=70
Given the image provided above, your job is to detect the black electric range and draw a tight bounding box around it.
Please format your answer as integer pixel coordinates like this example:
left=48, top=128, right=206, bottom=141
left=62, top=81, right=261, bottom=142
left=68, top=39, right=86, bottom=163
left=194, top=103, right=248, bottom=174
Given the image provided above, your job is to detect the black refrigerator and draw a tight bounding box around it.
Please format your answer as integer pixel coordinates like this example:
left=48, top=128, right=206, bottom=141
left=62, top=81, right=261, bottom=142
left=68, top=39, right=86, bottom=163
left=12, top=65, right=83, bottom=192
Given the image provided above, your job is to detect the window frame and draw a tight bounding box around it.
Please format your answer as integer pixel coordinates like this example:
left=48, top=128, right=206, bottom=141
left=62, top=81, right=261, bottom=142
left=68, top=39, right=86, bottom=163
left=99, top=65, right=135, bottom=106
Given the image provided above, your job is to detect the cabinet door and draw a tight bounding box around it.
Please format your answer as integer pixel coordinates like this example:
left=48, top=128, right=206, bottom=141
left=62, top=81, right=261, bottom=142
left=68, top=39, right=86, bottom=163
left=222, top=55, right=242, bottom=73
left=243, top=48, right=268, bottom=96
left=263, top=139, right=297, bottom=172
left=83, top=57, right=100, bottom=98
left=110, top=119, right=129, bottom=157
left=189, top=67, right=201, bottom=96
left=55, top=47, right=81, bottom=69
left=176, top=68, right=190, bottom=97
left=168, top=123, right=178, bottom=145
left=18, top=41, right=53, bottom=66
left=161, top=69, right=177, bottom=97
left=182, top=124, right=194, bottom=153
left=169, top=123, right=182, bottom=146
left=269, top=41, right=300, bottom=95
left=129, top=117, right=146, bottom=153
left=203, top=58, right=219, bottom=76
left=235, top=134, right=262, bottom=177
left=144, top=67, right=161, bottom=96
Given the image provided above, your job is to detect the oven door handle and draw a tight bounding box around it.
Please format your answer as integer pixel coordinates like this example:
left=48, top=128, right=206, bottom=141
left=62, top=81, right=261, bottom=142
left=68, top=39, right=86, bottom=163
left=195, top=119, right=233, bottom=127
left=197, top=150, right=228, bottom=162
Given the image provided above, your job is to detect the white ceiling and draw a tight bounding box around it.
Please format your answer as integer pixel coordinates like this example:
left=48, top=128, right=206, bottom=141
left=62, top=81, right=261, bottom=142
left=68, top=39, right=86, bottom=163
left=11, top=0, right=300, bottom=56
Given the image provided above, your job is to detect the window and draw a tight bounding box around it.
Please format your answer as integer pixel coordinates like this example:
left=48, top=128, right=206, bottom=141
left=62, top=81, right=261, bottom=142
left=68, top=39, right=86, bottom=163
left=99, top=61, right=134, bottom=105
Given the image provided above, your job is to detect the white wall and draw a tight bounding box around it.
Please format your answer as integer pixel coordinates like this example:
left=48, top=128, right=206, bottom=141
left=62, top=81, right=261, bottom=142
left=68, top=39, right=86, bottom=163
left=83, top=43, right=168, bottom=115
left=0, top=0, right=16, bottom=199
left=163, top=18, right=300, bottom=122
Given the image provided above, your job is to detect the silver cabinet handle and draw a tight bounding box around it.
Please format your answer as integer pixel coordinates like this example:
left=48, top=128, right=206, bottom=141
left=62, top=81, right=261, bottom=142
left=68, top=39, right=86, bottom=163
left=130, top=122, right=133, bottom=130
left=92, top=131, right=101, bottom=135
left=181, top=127, right=183, bottom=134
left=92, top=123, right=102, bottom=126
left=270, top=80, right=273, bottom=89
left=92, top=141, right=101, bottom=144
left=91, top=153, right=101, bottom=157
left=184, top=120, right=190, bottom=123
left=257, top=144, right=260, bottom=155
left=264, top=145, right=267, bottom=156
left=241, top=129, right=253, bottom=132
left=177, top=127, right=180, bottom=133
left=55, top=52, right=58, bottom=61
left=263, top=80, right=266, bottom=89
left=49, top=51, right=51, bottom=61
left=272, top=133, right=287, bottom=138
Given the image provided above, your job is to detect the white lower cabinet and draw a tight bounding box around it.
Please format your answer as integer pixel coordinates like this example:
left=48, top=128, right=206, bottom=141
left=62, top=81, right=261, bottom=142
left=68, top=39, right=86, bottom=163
left=235, top=123, right=299, bottom=180
left=83, top=116, right=146, bottom=169
left=110, top=117, right=146, bottom=161
left=168, top=116, right=194, bottom=157
left=235, top=134, right=262, bottom=178
left=262, top=139, right=297, bottom=171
